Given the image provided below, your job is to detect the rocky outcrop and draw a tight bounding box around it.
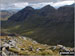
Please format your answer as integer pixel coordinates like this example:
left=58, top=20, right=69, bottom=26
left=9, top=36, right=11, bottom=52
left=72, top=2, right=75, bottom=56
left=0, top=36, right=74, bottom=56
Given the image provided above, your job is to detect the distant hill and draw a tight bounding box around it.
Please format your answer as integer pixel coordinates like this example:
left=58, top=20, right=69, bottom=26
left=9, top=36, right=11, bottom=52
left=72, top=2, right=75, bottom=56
left=1, top=4, right=74, bottom=47
left=0, top=10, right=18, bottom=21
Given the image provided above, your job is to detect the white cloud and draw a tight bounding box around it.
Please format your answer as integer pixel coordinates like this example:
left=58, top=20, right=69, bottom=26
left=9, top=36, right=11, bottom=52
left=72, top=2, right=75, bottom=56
left=14, top=2, right=29, bottom=9
left=29, top=2, right=53, bottom=9
left=13, top=0, right=74, bottom=9
left=52, top=0, right=74, bottom=8
left=30, top=0, right=74, bottom=9
left=0, top=0, right=74, bottom=10
left=0, top=2, right=29, bottom=10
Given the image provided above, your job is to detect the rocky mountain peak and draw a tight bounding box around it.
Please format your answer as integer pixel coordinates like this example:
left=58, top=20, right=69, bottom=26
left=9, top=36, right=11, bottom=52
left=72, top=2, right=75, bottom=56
left=24, top=6, right=34, bottom=10
left=40, top=5, right=56, bottom=12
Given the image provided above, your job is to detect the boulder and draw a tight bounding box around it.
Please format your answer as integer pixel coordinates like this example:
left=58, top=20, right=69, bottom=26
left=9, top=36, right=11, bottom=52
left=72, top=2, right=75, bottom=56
left=57, top=45, right=70, bottom=52
left=21, top=48, right=25, bottom=51
left=22, top=36, right=27, bottom=40
left=8, top=40, right=16, bottom=47
left=3, top=43, right=10, bottom=47
left=36, top=48, right=42, bottom=51
left=50, top=46, right=57, bottom=50
left=33, top=41, right=38, bottom=44
left=28, top=46, right=34, bottom=51
left=57, top=45, right=64, bottom=48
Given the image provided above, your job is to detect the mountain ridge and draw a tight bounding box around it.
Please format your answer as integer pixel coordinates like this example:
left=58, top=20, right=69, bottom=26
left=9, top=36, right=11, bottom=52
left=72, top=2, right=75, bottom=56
left=1, top=4, right=74, bottom=47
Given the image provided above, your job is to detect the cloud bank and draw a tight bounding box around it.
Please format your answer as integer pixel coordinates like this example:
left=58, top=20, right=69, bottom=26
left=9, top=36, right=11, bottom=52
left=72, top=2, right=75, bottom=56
left=1, top=0, right=74, bottom=10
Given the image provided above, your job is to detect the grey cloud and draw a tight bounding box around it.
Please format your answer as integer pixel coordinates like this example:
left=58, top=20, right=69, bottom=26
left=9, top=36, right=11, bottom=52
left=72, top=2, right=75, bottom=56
left=0, top=0, right=74, bottom=10
left=1, top=0, right=72, bottom=4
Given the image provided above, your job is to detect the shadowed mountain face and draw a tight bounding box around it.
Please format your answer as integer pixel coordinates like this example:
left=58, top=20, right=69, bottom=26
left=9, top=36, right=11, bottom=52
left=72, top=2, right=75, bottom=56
left=7, top=6, right=35, bottom=21
left=8, top=5, right=56, bottom=21
left=1, top=4, right=74, bottom=47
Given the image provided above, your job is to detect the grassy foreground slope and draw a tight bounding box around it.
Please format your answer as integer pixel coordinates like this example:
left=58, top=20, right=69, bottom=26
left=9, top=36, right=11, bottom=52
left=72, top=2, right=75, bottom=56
left=0, top=36, right=74, bottom=56
left=0, top=36, right=59, bottom=55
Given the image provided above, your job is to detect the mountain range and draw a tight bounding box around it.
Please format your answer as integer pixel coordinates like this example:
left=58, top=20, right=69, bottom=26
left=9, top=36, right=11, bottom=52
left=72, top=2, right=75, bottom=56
left=1, top=4, right=74, bottom=47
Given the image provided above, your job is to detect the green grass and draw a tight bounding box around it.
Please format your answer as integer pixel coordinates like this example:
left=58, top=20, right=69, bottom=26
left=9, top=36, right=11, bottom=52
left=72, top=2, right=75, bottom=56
left=0, top=36, right=61, bottom=55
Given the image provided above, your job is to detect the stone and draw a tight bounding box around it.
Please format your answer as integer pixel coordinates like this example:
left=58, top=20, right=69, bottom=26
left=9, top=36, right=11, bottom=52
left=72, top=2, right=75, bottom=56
left=3, top=43, right=10, bottom=47
left=8, top=40, right=16, bottom=46
left=33, top=41, right=38, bottom=44
left=21, top=48, right=25, bottom=51
left=57, top=45, right=70, bottom=52
left=2, top=47, right=6, bottom=51
left=61, top=47, right=70, bottom=51
left=50, top=46, right=57, bottom=50
left=57, top=45, right=63, bottom=48
left=22, top=37, right=27, bottom=40
left=28, top=46, right=34, bottom=51
left=36, top=48, right=42, bottom=51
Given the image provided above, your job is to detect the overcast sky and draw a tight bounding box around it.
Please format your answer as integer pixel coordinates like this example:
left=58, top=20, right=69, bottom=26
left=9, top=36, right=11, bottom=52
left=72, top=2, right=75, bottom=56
left=0, top=0, right=74, bottom=10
